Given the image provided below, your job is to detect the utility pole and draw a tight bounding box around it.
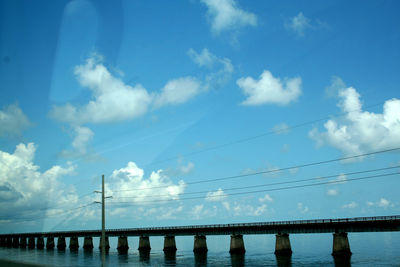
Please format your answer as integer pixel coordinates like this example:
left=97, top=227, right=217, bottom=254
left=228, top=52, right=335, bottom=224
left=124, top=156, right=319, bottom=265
left=94, top=174, right=112, bottom=267
left=101, top=174, right=105, bottom=266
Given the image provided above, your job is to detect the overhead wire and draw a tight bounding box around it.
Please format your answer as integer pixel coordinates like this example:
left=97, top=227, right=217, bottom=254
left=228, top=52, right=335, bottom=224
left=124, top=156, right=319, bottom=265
left=110, top=147, right=400, bottom=192
left=145, top=102, right=385, bottom=166
left=110, top=165, right=400, bottom=199
left=108, top=172, right=399, bottom=206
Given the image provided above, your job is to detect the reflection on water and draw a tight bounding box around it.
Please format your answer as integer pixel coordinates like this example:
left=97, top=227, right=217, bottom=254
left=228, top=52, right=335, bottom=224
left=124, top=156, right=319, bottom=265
left=194, top=252, right=207, bottom=267
left=333, top=255, right=352, bottom=267
left=139, top=250, right=150, bottom=264
left=275, top=254, right=292, bottom=267
left=231, top=253, right=245, bottom=267
left=164, top=251, right=176, bottom=266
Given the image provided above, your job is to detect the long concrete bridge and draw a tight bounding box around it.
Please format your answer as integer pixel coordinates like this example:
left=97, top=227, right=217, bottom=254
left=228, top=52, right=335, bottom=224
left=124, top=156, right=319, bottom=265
left=1, top=215, right=399, bottom=256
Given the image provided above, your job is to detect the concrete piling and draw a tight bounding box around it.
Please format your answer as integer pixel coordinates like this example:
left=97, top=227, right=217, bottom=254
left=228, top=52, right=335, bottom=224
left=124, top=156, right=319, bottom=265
left=20, top=237, right=27, bottom=248
left=28, top=237, right=35, bottom=249
left=12, top=237, right=19, bottom=248
left=275, top=233, right=292, bottom=255
left=6, top=237, right=13, bottom=247
left=193, top=235, right=208, bottom=253
left=163, top=235, right=177, bottom=252
left=69, top=236, right=79, bottom=250
left=0, top=238, right=5, bottom=247
left=37, top=237, right=44, bottom=249
left=99, top=236, right=110, bottom=250
left=332, top=232, right=352, bottom=256
left=46, top=237, right=55, bottom=249
left=83, top=237, right=94, bottom=250
left=138, top=236, right=151, bottom=252
left=229, top=234, right=245, bottom=254
left=117, top=236, right=129, bottom=252
left=57, top=237, right=66, bottom=250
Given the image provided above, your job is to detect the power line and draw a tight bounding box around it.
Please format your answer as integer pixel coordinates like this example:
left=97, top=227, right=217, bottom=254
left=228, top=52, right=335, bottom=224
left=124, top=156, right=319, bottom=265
left=107, top=172, right=399, bottom=206
left=146, top=102, right=384, bottom=166
left=111, top=165, right=400, bottom=199
left=111, top=147, right=400, bottom=192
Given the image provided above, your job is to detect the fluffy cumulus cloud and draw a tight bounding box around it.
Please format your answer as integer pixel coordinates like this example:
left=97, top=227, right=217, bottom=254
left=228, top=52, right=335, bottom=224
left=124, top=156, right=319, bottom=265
left=285, top=12, right=311, bottom=36
left=367, top=198, right=394, bottom=209
left=188, top=48, right=234, bottom=89
left=205, top=188, right=228, bottom=202
left=0, top=143, right=79, bottom=222
left=107, top=161, right=186, bottom=204
left=309, top=82, right=400, bottom=157
left=259, top=194, right=273, bottom=203
left=51, top=55, right=152, bottom=125
left=0, top=103, right=30, bottom=138
left=153, top=77, right=202, bottom=108
left=238, top=70, right=302, bottom=106
left=201, top=0, right=257, bottom=34
left=297, top=202, right=309, bottom=213
left=232, top=202, right=267, bottom=216
left=51, top=54, right=204, bottom=156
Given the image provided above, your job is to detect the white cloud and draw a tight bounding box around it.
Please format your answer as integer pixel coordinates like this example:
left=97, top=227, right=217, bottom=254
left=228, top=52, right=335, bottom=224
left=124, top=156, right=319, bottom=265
left=297, top=202, right=309, bottom=213
left=206, top=188, right=228, bottom=202
left=343, top=201, right=358, bottom=209
left=222, top=201, right=230, bottom=211
left=309, top=83, right=400, bottom=157
left=330, top=173, right=347, bottom=184
left=367, top=198, right=394, bottom=209
left=191, top=204, right=204, bottom=219
left=327, top=189, right=338, bottom=196
left=272, top=123, right=290, bottom=135
left=259, top=194, right=273, bottom=203
left=153, top=77, right=202, bottom=109
left=188, top=48, right=234, bottom=89
left=200, top=0, right=257, bottom=34
left=51, top=55, right=152, bottom=125
left=0, top=104, right=30, bottom=138
left=232, top=202, right=267, bottom=216
left=61, top=126, right=94, bottom=157
left=285, top=12, right=311, bottom=37
left=180, top=162, right=195, bottom=175
left=238, top=70, right=302, bottom=106
left=325, top=76, right=346, bottom=98
left=0, top=143, right=78, bottom=221
left=107, top=161, right=186, bottom=204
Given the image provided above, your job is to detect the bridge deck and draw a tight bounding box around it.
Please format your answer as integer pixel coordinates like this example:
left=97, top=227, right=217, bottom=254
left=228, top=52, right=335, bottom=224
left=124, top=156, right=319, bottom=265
left=1, top=215, right=399, bottom=238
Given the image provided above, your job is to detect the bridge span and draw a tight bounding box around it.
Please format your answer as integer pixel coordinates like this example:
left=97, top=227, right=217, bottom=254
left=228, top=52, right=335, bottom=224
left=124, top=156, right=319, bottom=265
left=1, top=215, right=399, bottom=256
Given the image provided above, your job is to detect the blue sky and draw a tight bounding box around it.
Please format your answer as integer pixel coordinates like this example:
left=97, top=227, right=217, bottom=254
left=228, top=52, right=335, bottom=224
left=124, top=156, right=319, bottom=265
left=0, top=0, right=400, bottom=233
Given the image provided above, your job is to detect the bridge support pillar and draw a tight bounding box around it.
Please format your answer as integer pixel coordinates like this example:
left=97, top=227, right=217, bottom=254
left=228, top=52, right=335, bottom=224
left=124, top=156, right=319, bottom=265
left=0, top=238, right=5, bottom=247
left=138, top=236, right=151, bottom=252
left=193, top=235, right=208, bottom=253
left=28, top=237, right=35, bottom=249
left=117, top=236, right=129, bottom=252
left=69, top=236, right=79, bottom=250
left=275, top=233, right=292, bottom=255
left=6, top=237, right=13, bottom=247
left=332, top=232, right=352, bottom=256
left=57, top=237, right=66, bottom=250
left=20, top=237, right=27, bottom=248
left=99, top=236, right=110, bottom=250
left=163, top=235, right=177, bottom=252
left=229, top=234, right=245, bottom=254
left=83, top=237, right=93, bottom=250
left=46, top=237, right=55, bottom=249
left=12, top=237, right=19, bottom=248
left=37, top=237, right=44, bottom=249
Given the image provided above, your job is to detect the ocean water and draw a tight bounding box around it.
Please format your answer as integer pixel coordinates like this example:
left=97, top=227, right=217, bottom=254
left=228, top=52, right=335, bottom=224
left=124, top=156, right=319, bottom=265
left=0, top=233, right=399, bottom=266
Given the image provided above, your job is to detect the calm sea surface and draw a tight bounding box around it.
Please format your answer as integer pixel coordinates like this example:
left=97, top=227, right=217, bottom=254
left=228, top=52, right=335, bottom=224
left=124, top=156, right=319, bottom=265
left=0, top=233, right=399, bottom=266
